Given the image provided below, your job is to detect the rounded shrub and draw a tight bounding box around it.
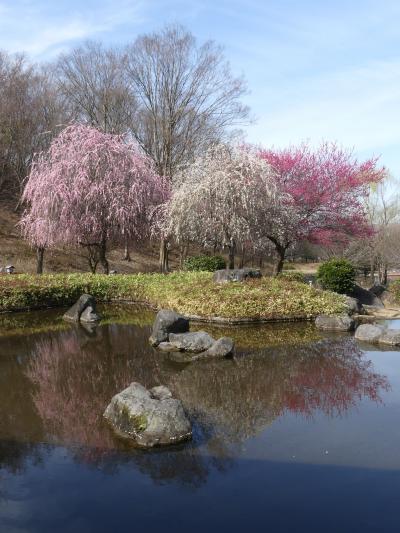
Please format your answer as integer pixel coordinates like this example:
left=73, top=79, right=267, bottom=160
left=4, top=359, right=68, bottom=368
left=316, top=258, right=356, bottom=294
left=183, top=255, right=226, bottom=272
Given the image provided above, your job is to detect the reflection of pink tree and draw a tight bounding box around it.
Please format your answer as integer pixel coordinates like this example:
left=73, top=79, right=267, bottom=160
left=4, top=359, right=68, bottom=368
left=174, top=338, right=389, bottom=440
left=26, top=327, right=389, bottom=452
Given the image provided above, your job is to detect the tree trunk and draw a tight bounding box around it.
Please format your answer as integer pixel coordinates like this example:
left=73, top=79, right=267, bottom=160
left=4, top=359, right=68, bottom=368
left=99, top=239, right=109, bottom=274
left=370, top=258, right=375, bottom=285
left=239, top=246, right=245, bottom=269
left=123, top=235, right=131, bottom=262
left=228, top=240, right=235, bottom=269
left=258, top=255, right=263, bottom=269
left=179, top=244, right=188, bottom=269
left=36, top=247, right=45, bottom=274
left=159, top=238, right=169, bottom=273
left=273, top=245, right=287, bottom=275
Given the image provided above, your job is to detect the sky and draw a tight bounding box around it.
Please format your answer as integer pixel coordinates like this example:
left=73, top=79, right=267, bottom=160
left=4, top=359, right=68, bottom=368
left=1, top=0, right=400, bottom=174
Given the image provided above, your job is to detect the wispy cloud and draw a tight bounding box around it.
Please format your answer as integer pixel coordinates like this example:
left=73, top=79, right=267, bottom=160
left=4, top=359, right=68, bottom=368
left=0, top=0, right=145, bottom=57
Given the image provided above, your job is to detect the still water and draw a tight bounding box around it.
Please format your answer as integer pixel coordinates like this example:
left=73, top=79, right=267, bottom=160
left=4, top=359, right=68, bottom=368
left=1, top=306, right=400, bottom=533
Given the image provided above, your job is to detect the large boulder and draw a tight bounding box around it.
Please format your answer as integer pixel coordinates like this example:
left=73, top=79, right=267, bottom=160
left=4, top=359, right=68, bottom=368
left=354, top=323, right=386, bottom=343
left=344, top=296, right=364, bottom=315
left=104, top=382, right=192, bottom=447
left=351, top=284, right=384, bottom=308
left=213, top=268, right=262, bottom=283
left=63, top=294, right=101, bottom=323
left=168, top=331, right=215, bottom=352
left=149, top=309, right=189, bottom=347
left=315, top=314, right=355, bottom=331
left=378, top=329, right=400, bottom=346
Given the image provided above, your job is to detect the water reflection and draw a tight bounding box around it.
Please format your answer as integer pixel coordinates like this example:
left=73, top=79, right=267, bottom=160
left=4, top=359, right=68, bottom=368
left=0, top=312, right=390, bottom=487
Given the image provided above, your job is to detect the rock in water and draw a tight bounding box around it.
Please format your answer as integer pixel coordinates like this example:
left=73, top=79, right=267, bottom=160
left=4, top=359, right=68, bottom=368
left=213, top=268, right=262, bottom=283
left=376, top=329, right=400, bottom=346
left=63, top=294, right=101, bottom=322
left=104, top=382, right=192, bottom=447
left=200, top=337, right=235, bottom=358
left=169, top=331, right=215, bottom=352
left=315, top=314, right=355, bottom=331
left=149, top=309, right=189, bottom=346
left=354, top=324, right=386, bottom=343
left=80, top=305, right=101, bottom=323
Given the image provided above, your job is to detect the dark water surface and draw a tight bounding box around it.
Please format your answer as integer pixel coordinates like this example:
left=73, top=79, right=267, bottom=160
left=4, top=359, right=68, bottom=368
left=1, top=306, right=400, bottom=533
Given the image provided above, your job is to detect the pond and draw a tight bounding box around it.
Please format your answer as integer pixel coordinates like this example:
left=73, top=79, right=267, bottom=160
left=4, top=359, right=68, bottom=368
left=1, top=306, right=400, bottom=533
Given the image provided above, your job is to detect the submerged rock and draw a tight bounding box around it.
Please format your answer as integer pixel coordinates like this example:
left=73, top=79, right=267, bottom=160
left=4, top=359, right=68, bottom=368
left=213, top=268, right=262, bottom=283
left=201, top=337, right=235, bottom=358
left=315, top=314, right=355, bottom=332
left=104, top=382, right=192, bottom=447
left=63, top=294, right=101, bottom=323
left=378, top=329, right=400, bottom=346
left=354, top=323, right=386, bottom=343
left=169, top=331, right=215, bottom=352
left=149, top=309, right=189, bottom=347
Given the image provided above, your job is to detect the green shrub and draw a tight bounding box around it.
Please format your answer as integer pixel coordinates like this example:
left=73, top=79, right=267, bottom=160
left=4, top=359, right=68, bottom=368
left=183, top=255, right=226, bottom=272
left=282, top=261, right=296, bottom=270
left=317, top=258, right=356, bottom=294
left=278, top=271, right=306, bottom=283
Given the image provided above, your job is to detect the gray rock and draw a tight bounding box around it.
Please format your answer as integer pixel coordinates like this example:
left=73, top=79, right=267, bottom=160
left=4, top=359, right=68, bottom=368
left=344, top=296, right=364, bottom=315
left=378, top=329, right=400, bottom=346
left=157, top=342, right=176, bottom=351
left=63, top=294, right=101, bottom=322
left=213, top=268, right=262, bottom=283
left=150, top=385, right=172, bottom=400
left=201, top=337, right=235, bottom=358
left=149, top=309, right=189, bottom=346
left=104, top=382, right=192, bottom=448
left=169, top=331, right=215, bottom=352
left=315, top=314, right=355, bottom=331
left=80, top=305, right=101, bottom=323
left=354, top=323, right=386, bottom=343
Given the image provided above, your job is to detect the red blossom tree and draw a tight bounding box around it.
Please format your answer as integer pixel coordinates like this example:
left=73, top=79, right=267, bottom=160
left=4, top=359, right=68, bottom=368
left=259, top=143, right=386, bottom=274
left=20, top=124, right=169, bottom=273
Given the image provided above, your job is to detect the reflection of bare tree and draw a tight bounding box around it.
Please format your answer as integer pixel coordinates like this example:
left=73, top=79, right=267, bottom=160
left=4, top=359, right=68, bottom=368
left=18, top=323, right=389, bottom=486
left=170, top=338, right=390, bottom=441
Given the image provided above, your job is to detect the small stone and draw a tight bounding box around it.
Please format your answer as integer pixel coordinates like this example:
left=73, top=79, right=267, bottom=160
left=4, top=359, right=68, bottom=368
left=169, top=331, right=215, bottom=352
left=200, top=337, right=235, bottom=358
left=63, top=294, right=101, bottom=322
left=150, top=385, right=172, bottom=401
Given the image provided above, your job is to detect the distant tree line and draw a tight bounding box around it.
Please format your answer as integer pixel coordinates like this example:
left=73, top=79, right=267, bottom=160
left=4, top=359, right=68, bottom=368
left=1, top=24, right=395, bottom=277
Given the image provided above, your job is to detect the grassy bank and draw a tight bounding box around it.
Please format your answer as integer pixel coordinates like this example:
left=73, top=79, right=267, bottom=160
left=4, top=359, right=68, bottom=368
left=0, top=272, right=346, bottom=321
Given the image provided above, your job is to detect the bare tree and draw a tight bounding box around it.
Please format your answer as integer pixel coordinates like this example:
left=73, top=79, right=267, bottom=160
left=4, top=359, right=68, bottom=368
left=0, top=52, right=68, bottom=200
left=125, top=25, right=250, bottom=271
left=56, top=41, right=135, bottom=134
left=345, top=177, right=400, bottom=284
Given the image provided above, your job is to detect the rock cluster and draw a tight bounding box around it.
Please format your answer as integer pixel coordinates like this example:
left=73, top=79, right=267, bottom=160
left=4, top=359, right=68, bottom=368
left=354, top=323, right=400, bottom=345
left=103, top=382, right=192, bottom=447
left=63, top=294, right=101, bottom=323
left=213, top=268, right=262, bottom=283
left=150, top=309, right=235, bottom=360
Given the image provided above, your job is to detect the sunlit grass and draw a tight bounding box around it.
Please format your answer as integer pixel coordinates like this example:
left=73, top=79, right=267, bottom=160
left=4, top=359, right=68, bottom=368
left=0, top=272, right=346, bottom=320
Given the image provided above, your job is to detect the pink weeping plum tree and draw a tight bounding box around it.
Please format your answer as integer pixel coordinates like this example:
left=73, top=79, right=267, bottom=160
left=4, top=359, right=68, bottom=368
left=259, top=143, right=387, bottom=274
left=20, top=123, right=169, bottom=273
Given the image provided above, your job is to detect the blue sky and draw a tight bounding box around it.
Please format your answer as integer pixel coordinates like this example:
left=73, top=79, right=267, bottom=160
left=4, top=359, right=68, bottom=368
left=1, top=0, right=400, bottom=174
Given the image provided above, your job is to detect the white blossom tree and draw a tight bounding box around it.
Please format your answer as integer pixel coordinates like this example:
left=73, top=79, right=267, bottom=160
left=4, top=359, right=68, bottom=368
left=163, top=144, right=281, bottom=269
